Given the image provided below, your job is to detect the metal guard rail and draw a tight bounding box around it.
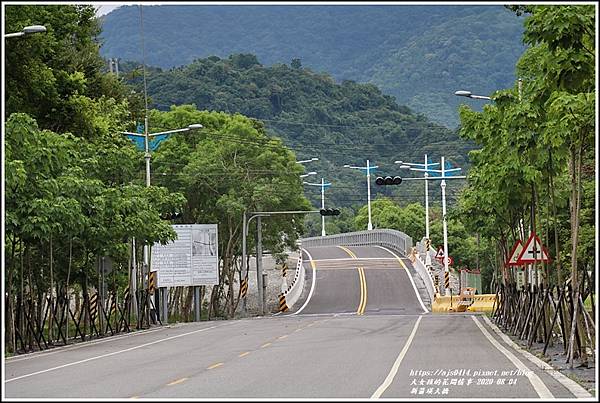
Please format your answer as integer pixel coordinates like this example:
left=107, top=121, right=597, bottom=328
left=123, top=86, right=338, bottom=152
left=301, top=229, right=413, bottom=257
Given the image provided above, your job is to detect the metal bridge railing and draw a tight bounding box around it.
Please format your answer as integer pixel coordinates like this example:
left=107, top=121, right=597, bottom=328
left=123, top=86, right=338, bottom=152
left=301, top=229, right=413, bottom=260
left=300, top=230, right=438, bottom=303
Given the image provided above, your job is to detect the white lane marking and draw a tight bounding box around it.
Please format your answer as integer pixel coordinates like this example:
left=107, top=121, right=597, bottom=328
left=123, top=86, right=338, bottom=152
left=481, top=315, right=592, bottom=398
left=471, top=316, right=553, bottom=398
left=291, top=248, right=316, bottom=315
left=375, top=246, right=429, bottom=314
left=5, top=324, right=227, bottom=383
left=371, top=315, right=423, bottom=398
left=5, top=326, right=168, bottom=363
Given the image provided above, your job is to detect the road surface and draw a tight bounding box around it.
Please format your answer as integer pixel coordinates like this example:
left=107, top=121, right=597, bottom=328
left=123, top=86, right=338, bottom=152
left=4, top=246, right=592, bottom=399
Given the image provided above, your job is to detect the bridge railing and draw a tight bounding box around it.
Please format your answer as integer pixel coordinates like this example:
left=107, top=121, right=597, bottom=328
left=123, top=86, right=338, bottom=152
left=301, top=229, right=412, bottom=259
left=301, top=230, right=437, bottom=303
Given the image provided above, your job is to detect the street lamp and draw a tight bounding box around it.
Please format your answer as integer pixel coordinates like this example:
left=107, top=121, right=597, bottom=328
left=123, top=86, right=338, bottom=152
left=344, top=160, right=378, bottom=230
left=454, top=90, right=491, bottom=100
left=121, top=122, right=203, bottom=324
left=395, top=155, right=440, bottom=243
left=404, top=157, right=464, bottom=295
left=300, top=171, right=317, bottom=178
left=303, top=178, right=332, bottom=236
left=5, top=25, right=47, bottom=38
left=296, top=157, right=319, bottom=164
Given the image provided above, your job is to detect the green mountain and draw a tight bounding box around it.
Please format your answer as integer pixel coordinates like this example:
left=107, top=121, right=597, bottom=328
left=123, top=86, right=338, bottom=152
left=118, top=54, right=474, bottom=210
left=99, top=5, right=527, bottom=128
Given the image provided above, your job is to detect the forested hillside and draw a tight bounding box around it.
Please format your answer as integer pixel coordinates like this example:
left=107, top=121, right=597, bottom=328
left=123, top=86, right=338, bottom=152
left=99, top=5, right=526, bottom=128
left=119, top=54, right=474, bottom=211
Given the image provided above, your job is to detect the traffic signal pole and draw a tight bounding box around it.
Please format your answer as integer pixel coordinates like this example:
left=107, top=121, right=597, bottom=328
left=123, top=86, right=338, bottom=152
left=303, top=179, right=332, bottom=237
left=241, top=210, right=322, bottom=315
left=321, top=178, right=326, bottom=236
left=394, top=156, right=465, bottom=295
left=344, top=161, right=378, bottom=231
left=366, top=159, right=373, bottom=230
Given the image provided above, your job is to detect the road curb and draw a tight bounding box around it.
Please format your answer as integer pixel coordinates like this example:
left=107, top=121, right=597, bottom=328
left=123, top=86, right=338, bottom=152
left=481, top=315, right=593, bottom=398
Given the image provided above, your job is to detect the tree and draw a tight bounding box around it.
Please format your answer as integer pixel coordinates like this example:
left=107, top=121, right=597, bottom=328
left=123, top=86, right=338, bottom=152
left=150, top=105, right=312, bottom=318
left=456, top=5, right=595, bottom=368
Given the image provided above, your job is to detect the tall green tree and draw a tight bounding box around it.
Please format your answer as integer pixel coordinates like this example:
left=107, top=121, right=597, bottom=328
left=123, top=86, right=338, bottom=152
left=151, top=105, right=312, bottom=317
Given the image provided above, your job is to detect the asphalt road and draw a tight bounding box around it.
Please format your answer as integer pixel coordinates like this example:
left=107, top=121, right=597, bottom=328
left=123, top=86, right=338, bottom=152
left=4, top=245, right=593, bottom=399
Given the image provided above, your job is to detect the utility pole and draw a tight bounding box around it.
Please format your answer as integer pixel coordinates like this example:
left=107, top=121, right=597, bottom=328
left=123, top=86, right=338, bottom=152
left=256, top=216, right=264, bottom=315
left=395, top=154, right=440, bottom=264
left=440, top=157, right=450, bottom=295
left=242, top=210, right=322, bottom=315
left=401, top=157, right=464, bottom=295
left=344, top=160, right=378, bottom=230
left=303, top=178, right=332, bottom=237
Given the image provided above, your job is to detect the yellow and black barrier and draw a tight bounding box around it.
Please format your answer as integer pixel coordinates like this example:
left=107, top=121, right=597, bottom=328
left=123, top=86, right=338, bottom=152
left=444, top=271, right=450, bottom=289
left=432, top=294, right=496, bottom=313
left=89, top=292, right=98, bottom=321
left=148, top=271, right=156, bottom=295
left=278, top=293, right=289, bottom=312
left=240, top=277, right=248, bottom=299
left=282, top=263, right=288, bottom=278
left=467, top=295, right=497, bottom=313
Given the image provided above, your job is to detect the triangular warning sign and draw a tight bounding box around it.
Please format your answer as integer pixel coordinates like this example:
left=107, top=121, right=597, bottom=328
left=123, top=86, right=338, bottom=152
left=505, top=240, right=524, bottom=267
left=435, top=247, right=444, bottom=259
left=516, top=232, right=551, bottom=264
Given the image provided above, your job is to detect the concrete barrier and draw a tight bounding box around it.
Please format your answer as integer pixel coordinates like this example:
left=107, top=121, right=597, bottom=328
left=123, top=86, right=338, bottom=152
left=431, top=294, right=497, bottom=313
left=278, top=253, right=305, bottom=311
left=467, top=295, right=497, bottom=313
left=413, top=252, right=436, bottom=304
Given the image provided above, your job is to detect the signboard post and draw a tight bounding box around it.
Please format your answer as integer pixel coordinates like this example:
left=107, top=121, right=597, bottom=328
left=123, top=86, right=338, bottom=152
left=151, top=224, right=219, bottom=322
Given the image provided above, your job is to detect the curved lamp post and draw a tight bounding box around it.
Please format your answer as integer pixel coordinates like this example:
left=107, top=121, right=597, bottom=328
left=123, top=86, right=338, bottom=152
left=296, top=157, right=319, bottom=164
left=454, top=90, right=491, bottom=100
left=300, top=171, right=317, bottom=179
left=5, top=25, right=47, bottom=38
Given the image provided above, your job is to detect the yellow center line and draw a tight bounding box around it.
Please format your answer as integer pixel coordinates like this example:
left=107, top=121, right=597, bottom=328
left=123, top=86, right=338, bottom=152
left=337, top=246, right=367, bottom=315
left=277, top=335, right=289, bottom=340
left=238, top=351, right=250, bottom=357
left=207, top=363, right=223, bottom=370
left=130, top=396, right=140, bottom=399
left=294, top=328, right=303, bottom=332
left=261, top=342, right=272, bottom=348
left=358, top=267, right=367, bottom=315
left=167, top=377, right=188, bottom=386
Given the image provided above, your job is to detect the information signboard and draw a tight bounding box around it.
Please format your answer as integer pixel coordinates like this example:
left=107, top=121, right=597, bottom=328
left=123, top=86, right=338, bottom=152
left=151, top=224, right=219, bottom=287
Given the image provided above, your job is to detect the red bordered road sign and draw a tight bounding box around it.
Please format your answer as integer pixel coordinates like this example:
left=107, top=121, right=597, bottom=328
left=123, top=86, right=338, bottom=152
left=505, top=239, right=524, bottom=267
left=516, top=232, right=551, bottom=264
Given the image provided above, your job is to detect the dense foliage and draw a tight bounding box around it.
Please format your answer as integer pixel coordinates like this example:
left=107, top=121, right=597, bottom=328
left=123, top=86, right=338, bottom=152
left=99, top=5, right=526, bottom=128
left=455, top=5, right=595, bottom=302
left=148, top=105, right=313, bottom=316
left=3, top=5, right=311, bottom=352
left=118, top=54, right=475, bottom=213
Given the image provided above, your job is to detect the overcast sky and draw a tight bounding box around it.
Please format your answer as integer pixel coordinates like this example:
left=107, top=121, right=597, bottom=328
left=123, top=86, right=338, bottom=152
left=95, top=4, right=124, bottom=16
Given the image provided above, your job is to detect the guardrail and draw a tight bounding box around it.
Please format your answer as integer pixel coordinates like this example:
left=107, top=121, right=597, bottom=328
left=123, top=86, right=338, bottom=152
left=301, top=229, right=413, bottom=257
left=413, top=252, right=436, bottom=302
left=278, top=253, right=305, bottom=311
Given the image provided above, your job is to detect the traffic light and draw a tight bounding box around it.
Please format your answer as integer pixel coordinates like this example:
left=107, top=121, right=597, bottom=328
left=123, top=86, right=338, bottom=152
left=161, top=212, right=182, bottom=220
left=375, top=176, right=402, bottom=185
left=320, top=208, right=341, bottom=216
